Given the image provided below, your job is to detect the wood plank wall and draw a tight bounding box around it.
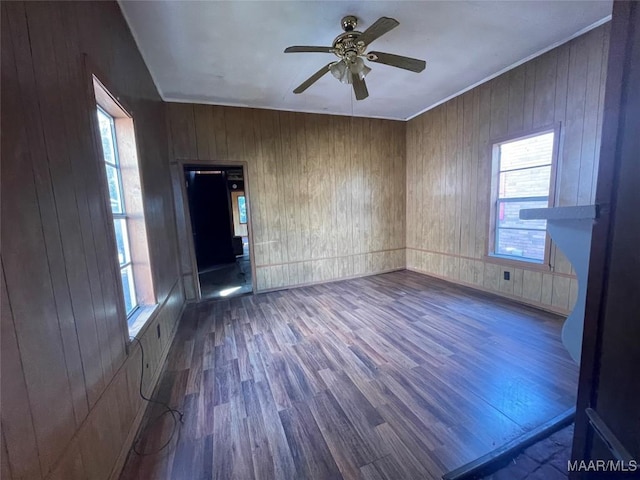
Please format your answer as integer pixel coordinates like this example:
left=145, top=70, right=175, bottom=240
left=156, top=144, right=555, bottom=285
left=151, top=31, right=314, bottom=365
left=1, top=2, right=184, bottom=479
left=167, top=105, right=406, bottom=295
left=406, top=24, right=610, bottom=315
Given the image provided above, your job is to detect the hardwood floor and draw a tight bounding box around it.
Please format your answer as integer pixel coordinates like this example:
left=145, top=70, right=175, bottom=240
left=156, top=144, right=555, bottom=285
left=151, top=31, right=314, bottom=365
left=120, top=270, right=578, bottom=480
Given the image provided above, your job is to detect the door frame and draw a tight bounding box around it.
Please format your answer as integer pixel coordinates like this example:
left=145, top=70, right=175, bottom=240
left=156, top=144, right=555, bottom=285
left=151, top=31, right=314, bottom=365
left=175, top=159, right=256, bottom=301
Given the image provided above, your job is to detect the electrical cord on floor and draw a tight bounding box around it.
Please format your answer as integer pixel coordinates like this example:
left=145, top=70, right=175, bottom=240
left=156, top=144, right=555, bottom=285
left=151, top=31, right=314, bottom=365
left=129, top=336, right=184, bottom=456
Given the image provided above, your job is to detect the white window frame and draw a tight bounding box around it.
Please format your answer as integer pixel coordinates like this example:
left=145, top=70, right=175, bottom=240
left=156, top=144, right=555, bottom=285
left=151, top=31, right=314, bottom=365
left=487, top=125, right=560, bottom=267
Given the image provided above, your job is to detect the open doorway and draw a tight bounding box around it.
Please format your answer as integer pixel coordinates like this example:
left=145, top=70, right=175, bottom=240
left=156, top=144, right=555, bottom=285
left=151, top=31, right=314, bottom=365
left=184, top=165, right=252, bottom=300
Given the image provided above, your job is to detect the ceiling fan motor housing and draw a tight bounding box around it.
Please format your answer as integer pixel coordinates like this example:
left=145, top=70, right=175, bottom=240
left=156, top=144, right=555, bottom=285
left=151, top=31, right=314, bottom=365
left=332, top=32, right=366, bottom=60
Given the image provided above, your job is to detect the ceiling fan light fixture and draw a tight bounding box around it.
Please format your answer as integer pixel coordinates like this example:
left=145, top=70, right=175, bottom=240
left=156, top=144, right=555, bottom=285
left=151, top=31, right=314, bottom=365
left=330, top=60, right=352, bottom=84
left=350, top=57, right=371, bottom=80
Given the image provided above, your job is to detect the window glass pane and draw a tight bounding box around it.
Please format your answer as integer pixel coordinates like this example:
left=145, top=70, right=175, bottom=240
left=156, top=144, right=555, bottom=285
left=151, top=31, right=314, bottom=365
left=113, top=219, right=131, bottom=266
left=499, top=132, right=554, bottom=171
left=238, top=195, right=247, bottom=224
left=97, top=109, right=118, bottom=165
left=497, top=200, right=548, bottom=230
left=496, top=228, right=546, bottom=262
left=498, top=165, right=551, bottom=199
left=105, top=164, right=123, bottom=214
left=121, top=265, right=137, bottom=315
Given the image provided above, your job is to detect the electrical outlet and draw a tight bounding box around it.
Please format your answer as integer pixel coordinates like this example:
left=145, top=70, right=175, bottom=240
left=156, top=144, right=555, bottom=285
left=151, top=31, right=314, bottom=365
left=503, top=271, right=510, bottom=280
left=157, top=324, right=161, bottom=339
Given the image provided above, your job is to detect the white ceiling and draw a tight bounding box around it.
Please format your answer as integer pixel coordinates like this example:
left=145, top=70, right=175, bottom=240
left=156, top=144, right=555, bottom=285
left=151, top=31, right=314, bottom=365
left=119, top=1, right=612, bottom=121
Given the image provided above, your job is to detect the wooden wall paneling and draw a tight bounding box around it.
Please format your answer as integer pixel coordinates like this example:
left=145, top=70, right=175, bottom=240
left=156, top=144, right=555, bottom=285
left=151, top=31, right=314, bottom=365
left=298, top=114, right=312, bottom=283
left=369, top=120, right=382, bottom=255
left=326, top=116, right=339, bottom=273
left=194, top=104, right=212, bottom=161
left=522, top=270, right=543, bottom=303
left=332, top=116, right=350, bottom=277
left=48, top=439, right=86, bottom=480
left=167, top=104, right=402, bottom=292
left=522, top=62, right=536, bottom=131
left=1, top=427, right=13, bottom=480
left=1, top=261, right=43, bottom=479
left=533, top=50, right=558, bottom=129
left=275, top=113, right=292, bottom=286
left=2, top=4, right=78, bottom=472
left=76, top=1, right=132, bottom=375
left=168, top=103, right=196, bottom=161
left=266, top=112, right=285, bottom=274
left=362, top=119, right=373, bottom=258
left=170, top=163, right=195, bottom=282
left=541, top=273, right=554, bottom=305
left=444, top=100, right=457, bottom=260
left=475, top=83, right=492, bottom=259
left=460, top=92, right=473, bottom=260
left=406, top=121, right=416, bottom=250
left=212, top=106, right=228, bottom=160
left=26, top=1, right=110, bottom=417
left=507, top=67, right=526, bottom=133
left=559, top=34, right=588, bottom=208
left=61, top=1, right=125, bottom=410
left=411, top=115, right=422, bottom=252
left=283, top=113, right=303, bottom=283
left=591, top=25, right=611, bottom=203
left=489, top=73, right=510, bottom=139
left=579, top=25, right=607, bottom=205
left=407, top=25, right=608, bottom=315
left=468, top=89, right=481, bottom=259
left=382, top=120, right=394, bottom=256
left=2, top=2, right=185, bottom=478
left=349, top=117, right=363, bottom=271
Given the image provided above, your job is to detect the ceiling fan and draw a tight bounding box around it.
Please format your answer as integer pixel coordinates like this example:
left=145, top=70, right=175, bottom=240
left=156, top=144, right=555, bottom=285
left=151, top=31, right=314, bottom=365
left=284, top=15, right=426, bottom=101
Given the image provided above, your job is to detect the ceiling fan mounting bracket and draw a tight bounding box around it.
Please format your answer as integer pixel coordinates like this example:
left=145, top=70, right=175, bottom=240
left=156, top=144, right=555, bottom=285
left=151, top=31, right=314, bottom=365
left=341, top=15, right=358, bottom=32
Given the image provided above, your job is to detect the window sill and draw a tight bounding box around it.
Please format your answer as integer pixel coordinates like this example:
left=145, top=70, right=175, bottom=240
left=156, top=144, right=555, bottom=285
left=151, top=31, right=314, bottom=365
left=127, top=304, right=159, bottom=339
left=484, top=254, right=552, bottom=272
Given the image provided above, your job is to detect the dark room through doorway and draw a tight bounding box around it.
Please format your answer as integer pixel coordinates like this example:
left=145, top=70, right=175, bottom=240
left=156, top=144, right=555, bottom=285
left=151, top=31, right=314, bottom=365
left=184, top=165, right=252, bottom=300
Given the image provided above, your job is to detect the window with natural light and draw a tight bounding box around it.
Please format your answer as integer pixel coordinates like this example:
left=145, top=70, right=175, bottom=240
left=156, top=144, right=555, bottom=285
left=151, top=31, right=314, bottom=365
left=93, top=76, right=155, bottom=334
left=490, top=130, right=555, bottom=263
left=238, top=195, right=247, bottom=224
left=97, top=107, right=138, bottom=315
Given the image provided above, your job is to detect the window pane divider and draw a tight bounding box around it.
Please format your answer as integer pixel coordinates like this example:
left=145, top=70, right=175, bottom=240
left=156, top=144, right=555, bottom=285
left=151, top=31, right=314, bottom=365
left=497, top=226, right=547, bottom=232
left=498, top=163, right=552, bottom=174
left=497, top=196, right=549, bottom=203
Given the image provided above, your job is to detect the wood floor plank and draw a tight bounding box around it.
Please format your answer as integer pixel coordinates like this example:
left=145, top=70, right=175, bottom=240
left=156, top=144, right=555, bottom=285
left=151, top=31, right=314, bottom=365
left=120, top=271, right=578, bottom=479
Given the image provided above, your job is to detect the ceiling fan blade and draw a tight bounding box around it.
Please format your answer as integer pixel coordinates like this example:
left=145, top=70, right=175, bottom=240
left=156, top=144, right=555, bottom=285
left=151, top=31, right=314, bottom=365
left=352, top=75, right=369, bottom=101
left=357, top=17, right=399, bottom=46
left=367, top=51, right=426, bottom=73
left=284, top=46, right=334, bottom=53
left=293, top=63, right=333, bottom=94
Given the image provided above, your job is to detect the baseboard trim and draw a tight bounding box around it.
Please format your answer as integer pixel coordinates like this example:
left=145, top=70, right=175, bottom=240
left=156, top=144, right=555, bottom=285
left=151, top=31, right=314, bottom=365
left=257, top=267, right=406, bottom=295
left=406, top=267, right=569, bottom=317
left=442, top=407, right=575, bottom=480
